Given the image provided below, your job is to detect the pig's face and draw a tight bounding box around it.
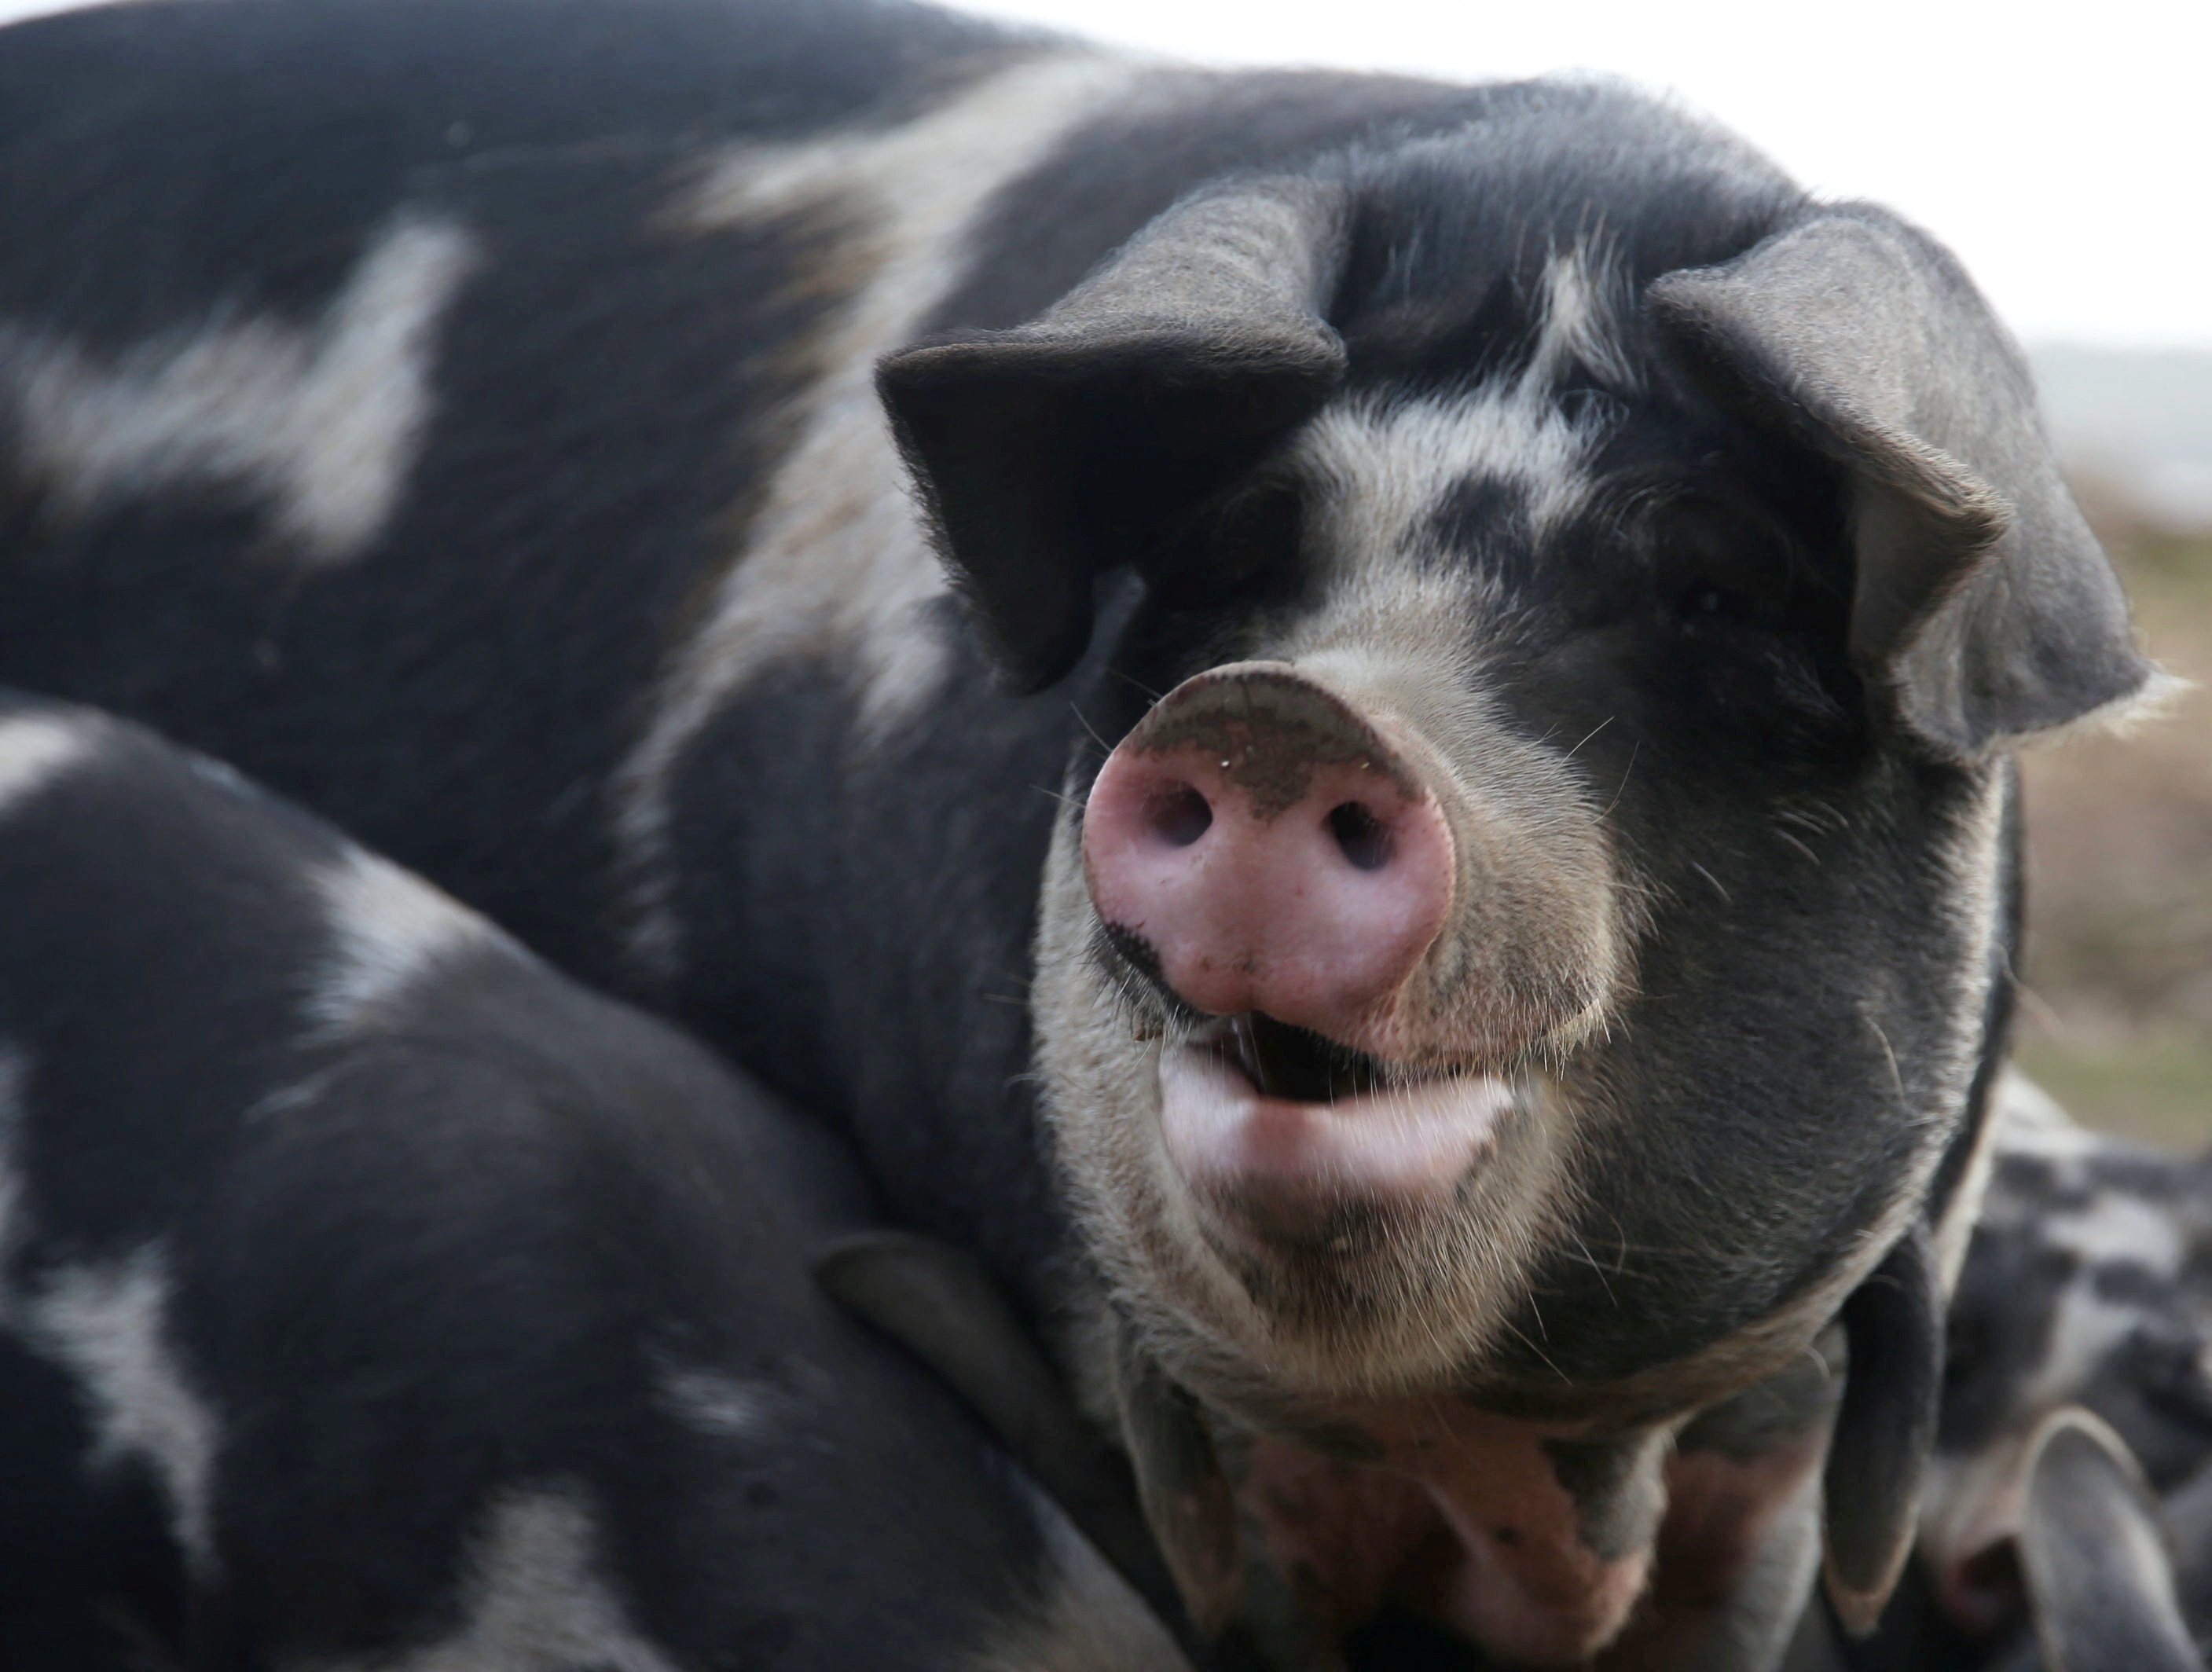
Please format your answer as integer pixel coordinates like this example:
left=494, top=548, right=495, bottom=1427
left=1026, top=281, right=2005, bottom=1408
left=883, top=108, right=2151, bottom=1660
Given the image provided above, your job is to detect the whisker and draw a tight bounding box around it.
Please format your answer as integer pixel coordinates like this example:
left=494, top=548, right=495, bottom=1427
left=1773, top=828, right=1820, bottom=866
left=1564, top=715, right=1614, bottom=762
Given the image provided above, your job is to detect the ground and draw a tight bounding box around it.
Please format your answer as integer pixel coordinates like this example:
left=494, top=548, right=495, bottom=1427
left=2016, top=515, right=2212, bottom=1148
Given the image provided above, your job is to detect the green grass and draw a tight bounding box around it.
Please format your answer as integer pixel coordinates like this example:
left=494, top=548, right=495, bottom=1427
left=2012, top=524, right=2212, bottom=1151
left=2015, top=1031, right=2212, bottom=1152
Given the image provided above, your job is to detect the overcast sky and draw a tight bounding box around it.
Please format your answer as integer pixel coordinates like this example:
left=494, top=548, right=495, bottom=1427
left=2, top=0, right=2204, bottom=350
left=960, top=0, right=2211, bottom=354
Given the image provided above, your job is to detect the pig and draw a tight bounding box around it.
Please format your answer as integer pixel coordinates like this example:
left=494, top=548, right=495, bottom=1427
left=0, top=0, right=2159, bottom=1662
left=1866, top=1079, right=2212, bottom=1672
left=1818, top=1076, right=2212, bottom=1672
left=0, top=688, right=1189, bottom=1671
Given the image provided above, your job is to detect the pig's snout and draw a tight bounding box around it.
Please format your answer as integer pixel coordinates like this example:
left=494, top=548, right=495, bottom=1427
left=1082, top=666, right=1454, bottom=1046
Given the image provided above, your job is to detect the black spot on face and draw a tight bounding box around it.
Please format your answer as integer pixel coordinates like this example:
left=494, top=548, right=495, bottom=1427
left=1426, top=475, right=1530, bottom=582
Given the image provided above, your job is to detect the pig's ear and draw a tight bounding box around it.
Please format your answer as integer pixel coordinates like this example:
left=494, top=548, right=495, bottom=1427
left=879, top=178, right=1351, bottom=692
left=1651, top=207, right=2153, bottom=759
left=1821, top=1222, right=1943, bottom=1635
left=2019, top=1407, right=2200, bottom=1672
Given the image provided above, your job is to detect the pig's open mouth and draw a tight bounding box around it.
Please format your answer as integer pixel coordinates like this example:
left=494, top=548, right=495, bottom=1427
left=1157, top=1013, right=1513, bottom=1230
left=1205, top=1012, right=1397, bottom=1103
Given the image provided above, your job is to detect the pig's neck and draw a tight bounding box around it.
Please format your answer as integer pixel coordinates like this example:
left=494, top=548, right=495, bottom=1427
left=660, top=632, right=1098, bottom=1318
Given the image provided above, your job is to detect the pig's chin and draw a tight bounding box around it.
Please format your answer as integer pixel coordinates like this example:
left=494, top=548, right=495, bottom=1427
left=1157, top=1016, right=1511, bottom=1248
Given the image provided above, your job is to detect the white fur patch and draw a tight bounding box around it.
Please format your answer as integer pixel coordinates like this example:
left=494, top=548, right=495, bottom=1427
left=26, top=1246, right=221, bottom=1578
left=2044, top=1193, right=2188, bottom=1275
left=656, top=1365, right=776, bottom=1440
left=1, top=217, right=478, bottom=563
left=307, top=845, right=509, bottom=1033
left=1293, top=249, right=1628, bottom=574
left=612, top=51, right=1165, bottom=980
left=1527, top=247, right=1636, bottom=393
left=309, top=1489, right=683, bottom=1672
left=2024, top=1284, right=2147, bottom=1424
left=1991, top=1069, right=2100, bottom=1164
left=0, top=712, right=101, bottom=818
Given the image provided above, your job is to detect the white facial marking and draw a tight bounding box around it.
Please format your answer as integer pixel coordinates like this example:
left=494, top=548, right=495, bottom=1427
left=308, top=845, right=510, bottom=1032
left=304, top=1489, right=684, bottom=1672
left=1528, top=246, right=1637, bottom=392
left=611, top=52, right=1169, bottom=981
left=657, top=1365, right=777, bottom=1441
left=1293, top=249, right=1628, bottom=582
left=962, top=1480, right=1196, bottom=1672
left=25, top=1246, right=220, bottom=1577
left=1299, top=394, right=1594, bottom=572
left=0, top=713, right=101, bottom=818
left=1, top=217, right=478, bottom=563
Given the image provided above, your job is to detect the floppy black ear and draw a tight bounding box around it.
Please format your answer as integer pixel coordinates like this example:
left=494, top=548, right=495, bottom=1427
left=878, top=178, right=1352, bottom=692
left=2019, top=1408, right=2200, bottom=1672
left=1822, top=1223, right=1943, bottom=1635
left=1651, top=206, right=2153, bottom=758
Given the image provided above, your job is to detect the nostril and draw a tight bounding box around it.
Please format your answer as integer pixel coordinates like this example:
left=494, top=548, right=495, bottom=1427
left=1327, top=801, right=1393, bottom=872
left=1146, top=783, right=1213, bottom=848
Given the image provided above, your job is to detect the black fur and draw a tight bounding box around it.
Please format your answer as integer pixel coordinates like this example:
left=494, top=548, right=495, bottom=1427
left=0, top=0, right=2144, bottom=1659
left=0, top=691, right=1100, bottom=1671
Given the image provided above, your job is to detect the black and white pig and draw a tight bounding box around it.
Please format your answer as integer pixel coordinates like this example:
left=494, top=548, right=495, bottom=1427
left=0, top=689, right=1190, bottom=1672
left=0, top=0, right=2160, bottom=1663
left=1787, top=1070, right=2203, bottom=1672
left=1824, top=1074, right=2212, bottom=1672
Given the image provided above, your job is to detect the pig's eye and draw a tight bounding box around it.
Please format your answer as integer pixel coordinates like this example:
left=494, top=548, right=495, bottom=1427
left=1673, top=579, right=1755, bottom=625
left=1146, top=480, right=1304, bottom=609
left=1649, top=499, right=1802, bottom=635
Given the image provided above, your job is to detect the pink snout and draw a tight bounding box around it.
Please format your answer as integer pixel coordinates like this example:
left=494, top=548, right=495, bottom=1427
left=1082, top=669, right=1455, bottom=1046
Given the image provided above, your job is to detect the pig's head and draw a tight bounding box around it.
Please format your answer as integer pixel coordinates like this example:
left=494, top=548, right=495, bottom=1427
left=882, top=90, right=2155, bottom=1663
